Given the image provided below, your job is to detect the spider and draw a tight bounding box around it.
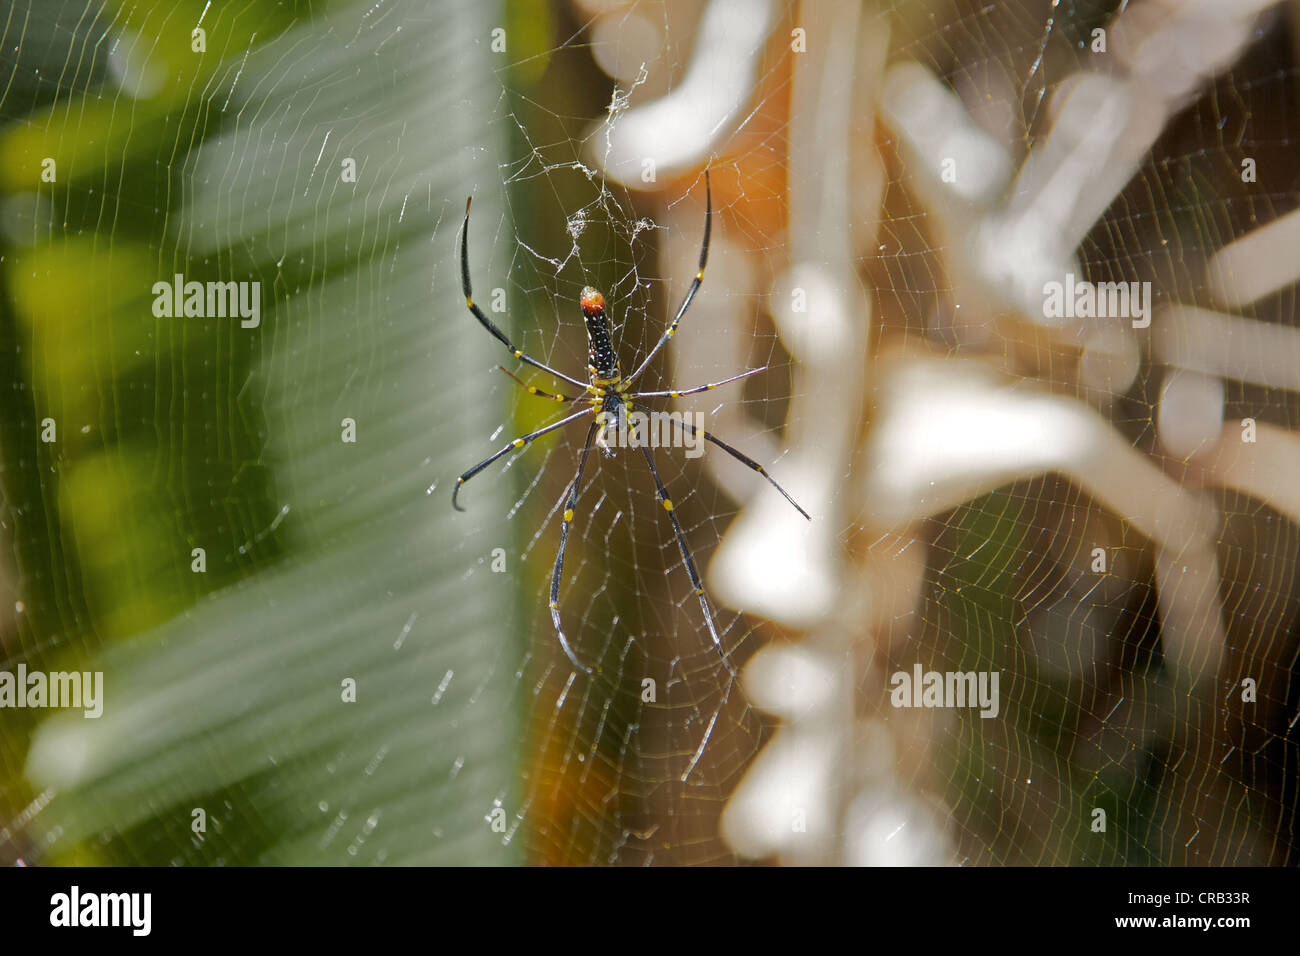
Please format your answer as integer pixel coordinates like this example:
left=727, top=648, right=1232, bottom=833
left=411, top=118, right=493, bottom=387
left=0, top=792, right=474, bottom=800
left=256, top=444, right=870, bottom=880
left=452, top=172, right=810, bottom=673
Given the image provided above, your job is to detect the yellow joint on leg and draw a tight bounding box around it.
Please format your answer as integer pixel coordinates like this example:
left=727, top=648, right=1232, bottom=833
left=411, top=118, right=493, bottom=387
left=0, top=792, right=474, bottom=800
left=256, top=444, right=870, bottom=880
left=696, top=270, right=704, bottom=280
left=563, top=508, right=574, bottom=522
left=662, top=498, right=674, bottom=511
left=466, top=297, right=474, bottom=307
left=694, top=588, right=704, bottom=596
left=549, top=600, right=559, bottom=610
left=512, top=438, right=525, bottom=448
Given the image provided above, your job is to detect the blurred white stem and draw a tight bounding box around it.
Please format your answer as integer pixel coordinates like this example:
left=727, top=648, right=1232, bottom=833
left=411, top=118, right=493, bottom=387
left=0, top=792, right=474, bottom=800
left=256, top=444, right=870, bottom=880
left=590, top=0, right=778, bottom=185
left=861, top=352, right=1227, bottom=684
left=1197, top=422, right=1300, bottom=525
left=1206, top=207, right=1300, bottom=308
left=709, top=0, right=871, bottom=629
left=1155, top=306, right=1300, bottom=392
left=720, top=0, right=887, bottom=865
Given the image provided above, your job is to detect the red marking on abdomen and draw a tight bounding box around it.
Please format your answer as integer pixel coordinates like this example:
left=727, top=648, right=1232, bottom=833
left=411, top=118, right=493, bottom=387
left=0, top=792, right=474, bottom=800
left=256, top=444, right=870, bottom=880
left=580, top=288, right=605, bottom=315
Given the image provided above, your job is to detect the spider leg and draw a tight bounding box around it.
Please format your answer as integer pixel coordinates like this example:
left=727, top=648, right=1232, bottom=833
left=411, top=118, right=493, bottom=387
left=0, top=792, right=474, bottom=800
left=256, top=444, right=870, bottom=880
left=637, top=444, right=724, bottom=654
left=624, top=171, right=711, bottom=388
left=461, top=197, right=589, bottom=390
left=631, top=365, right=766, bottom=399
left=452, top=406, right=592, bottom=511
left=549, top=422, right=600, bottom=674
left=497, top=365, right=579, bottom=403
left=633, top=402, right=811, bottom=520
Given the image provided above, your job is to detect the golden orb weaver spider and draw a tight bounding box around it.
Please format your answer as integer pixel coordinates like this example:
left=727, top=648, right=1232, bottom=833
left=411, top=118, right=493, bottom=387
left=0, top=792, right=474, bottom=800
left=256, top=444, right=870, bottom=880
left=452, top=172, right=810, bottom=673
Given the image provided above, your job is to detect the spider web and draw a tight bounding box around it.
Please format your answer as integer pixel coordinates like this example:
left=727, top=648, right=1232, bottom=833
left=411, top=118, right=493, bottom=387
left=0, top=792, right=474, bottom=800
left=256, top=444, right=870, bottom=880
left=464, top=0, right=1300, bottom=866
left=0, top=0, right=1297, bottom=868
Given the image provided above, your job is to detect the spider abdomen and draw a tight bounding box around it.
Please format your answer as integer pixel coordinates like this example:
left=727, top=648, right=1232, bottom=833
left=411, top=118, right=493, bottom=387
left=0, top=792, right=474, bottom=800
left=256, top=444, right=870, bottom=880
left=581, top=286, right=620, bottom=383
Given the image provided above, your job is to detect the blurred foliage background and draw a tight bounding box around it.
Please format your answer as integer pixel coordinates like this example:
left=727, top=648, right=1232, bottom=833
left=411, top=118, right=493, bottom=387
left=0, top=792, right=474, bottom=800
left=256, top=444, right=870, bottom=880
left=0, top=0, right=555, bottom=865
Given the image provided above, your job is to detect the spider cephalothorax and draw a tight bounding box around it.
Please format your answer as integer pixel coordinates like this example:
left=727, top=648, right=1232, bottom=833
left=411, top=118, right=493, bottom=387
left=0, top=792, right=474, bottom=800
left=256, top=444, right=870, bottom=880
left=452, top=172, right=810, bottom=673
